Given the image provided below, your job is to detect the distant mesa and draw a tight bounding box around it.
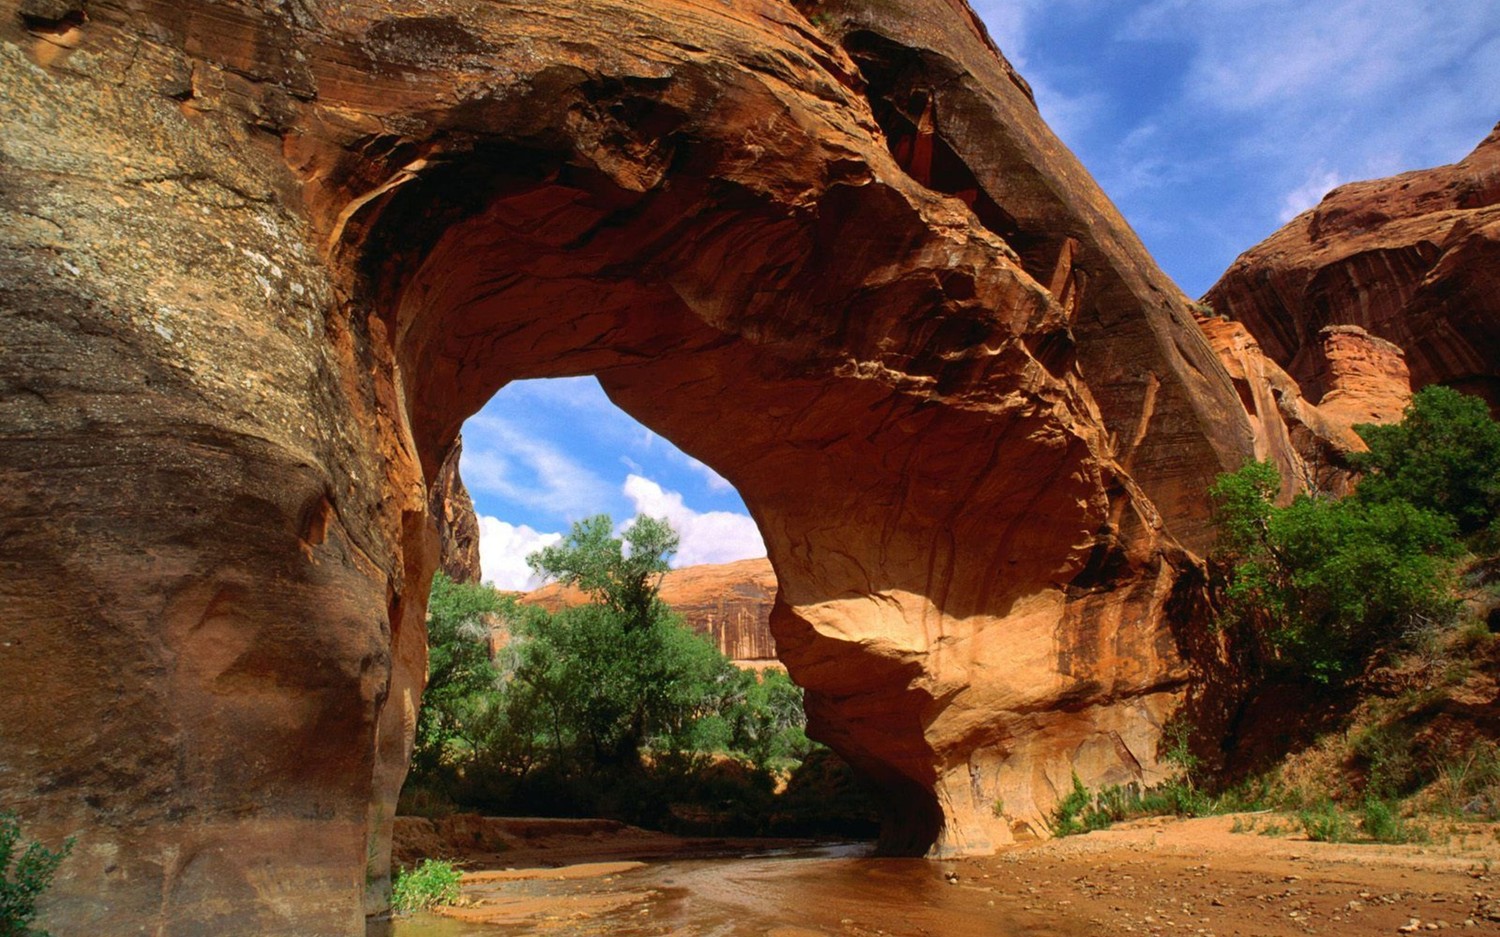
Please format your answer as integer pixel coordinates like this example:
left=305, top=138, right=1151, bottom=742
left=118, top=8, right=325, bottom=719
left=518, top=557, right=779, bottom=667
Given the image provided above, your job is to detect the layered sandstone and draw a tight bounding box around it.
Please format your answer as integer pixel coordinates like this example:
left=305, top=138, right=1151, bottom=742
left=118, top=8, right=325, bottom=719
left=1, top=2, right=1277, bottom=934
left=1206, top=123, right=1500, bottom=412
left=429, top=438, right=482, bottom=584
left=1195, top=314, right=1412, bottom=496
left=523, top=558, right=779, bottom=665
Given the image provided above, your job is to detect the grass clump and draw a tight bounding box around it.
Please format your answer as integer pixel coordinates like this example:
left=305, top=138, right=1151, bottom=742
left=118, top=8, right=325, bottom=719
left=1051, top=774, right=1212, bottom=837
left=1050, top=774, right=1108, bottom=837
left=1361, top=798, right=1426, bottom=844
left=391, top=859, right=462, bottom=914
left=1298, top=799, right=1354, bottom=843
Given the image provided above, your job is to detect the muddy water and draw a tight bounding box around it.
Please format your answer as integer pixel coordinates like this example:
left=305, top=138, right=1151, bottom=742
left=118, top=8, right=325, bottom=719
left=389, top=845, right=1088, bottom=937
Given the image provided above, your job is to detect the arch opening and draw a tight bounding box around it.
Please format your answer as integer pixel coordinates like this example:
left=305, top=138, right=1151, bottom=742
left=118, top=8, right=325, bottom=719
left=456, top=376, right=768, bottom=592
left=351, top=124, right=1159, bottom=881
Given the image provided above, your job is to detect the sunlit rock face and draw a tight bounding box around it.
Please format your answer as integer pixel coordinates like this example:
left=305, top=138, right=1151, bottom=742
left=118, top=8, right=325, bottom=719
left=524, top=558, right=780, bottom=666
left=0, top=1, right=1277, bottom=932
left=1206, top=123, right=1500, bottom=414
left=1194, top=313, right=1412, bottom=497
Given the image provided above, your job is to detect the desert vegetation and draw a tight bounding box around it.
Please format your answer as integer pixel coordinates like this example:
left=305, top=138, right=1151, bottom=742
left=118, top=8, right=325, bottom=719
left=0, top=813, right=71, bottom=937
left=1051, top=386, right=1500, bottom=842
left=400, top=515, right=876, bottom=840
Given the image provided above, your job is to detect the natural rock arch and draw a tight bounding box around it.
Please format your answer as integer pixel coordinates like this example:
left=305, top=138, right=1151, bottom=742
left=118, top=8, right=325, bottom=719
left=1, top=1, right=1283, bottom=934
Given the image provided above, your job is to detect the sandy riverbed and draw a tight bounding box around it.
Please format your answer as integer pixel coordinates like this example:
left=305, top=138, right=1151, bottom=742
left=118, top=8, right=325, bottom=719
left=392, top=814, right=1500, bottom=936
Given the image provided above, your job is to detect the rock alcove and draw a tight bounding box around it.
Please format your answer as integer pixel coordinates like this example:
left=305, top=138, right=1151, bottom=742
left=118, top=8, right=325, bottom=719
left=0, top=1, right=1298, bottom=934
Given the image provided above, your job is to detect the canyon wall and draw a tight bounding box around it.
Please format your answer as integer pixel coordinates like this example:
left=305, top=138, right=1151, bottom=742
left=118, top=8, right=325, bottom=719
left=429, top=438, right=482, bottom=584
left=0, top=1, right=1311, bottom=933
left=1206, top=123, right=1500, bottom=413
left=522, top=558, right=780, bottom=667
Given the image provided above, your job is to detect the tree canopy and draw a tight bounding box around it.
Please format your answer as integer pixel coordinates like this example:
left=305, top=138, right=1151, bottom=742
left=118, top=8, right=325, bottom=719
left=1207, top=385, right=1500, bottom=682
left=1352, top=385, right=1500, bottom=537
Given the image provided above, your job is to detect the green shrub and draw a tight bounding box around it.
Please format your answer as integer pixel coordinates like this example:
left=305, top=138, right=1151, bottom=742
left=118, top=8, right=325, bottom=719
left=1050, top=772, right=1212, bottom=838
left=1211, top=461, right=1460, bottom=682
left=1361, top=798, right=1425, bottom=844
left=1050, top=773, right=1097, bottom=837
left=1353, top=385, right=1500, bottom=537
left=1, top=813, right=72, bottom=937
left=1298, top=800, right=1353, bottom=842
left=1352, top=722, right=1423, bottom=800
left=404, top=515, right=833, bottom=835
left=391, top=859, right=462, bottom=914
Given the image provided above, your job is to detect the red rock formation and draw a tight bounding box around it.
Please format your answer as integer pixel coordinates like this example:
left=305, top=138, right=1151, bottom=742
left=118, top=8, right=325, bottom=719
left=1195, top=313, right=1412, bottom=496
left=1307, top=325, right=1412, bottom=431
left=0, top=1, right=1280, bottom=933
left=1206, top=124, right=1500, bottom=412
left=429, top=437, right=482, bottom=584
left=523, top=558, right=779, bottom=665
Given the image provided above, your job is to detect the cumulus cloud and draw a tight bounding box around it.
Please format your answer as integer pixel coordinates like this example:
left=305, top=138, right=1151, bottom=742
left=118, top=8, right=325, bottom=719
left=622, top=474, right=765, bottom=568
left=476, top=516, right=562, bottom=591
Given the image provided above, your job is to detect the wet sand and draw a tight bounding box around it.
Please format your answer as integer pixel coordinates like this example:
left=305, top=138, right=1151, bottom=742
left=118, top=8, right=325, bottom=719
left=389, top=814, right=1500, bottom=937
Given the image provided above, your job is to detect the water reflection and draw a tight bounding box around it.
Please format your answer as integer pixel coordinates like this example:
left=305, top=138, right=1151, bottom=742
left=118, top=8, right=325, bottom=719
left=378, top=844, right=1084, bottom=937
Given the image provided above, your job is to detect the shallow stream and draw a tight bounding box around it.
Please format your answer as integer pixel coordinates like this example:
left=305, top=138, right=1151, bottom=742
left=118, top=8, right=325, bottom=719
left=384, top=844, right=1086, bottom=937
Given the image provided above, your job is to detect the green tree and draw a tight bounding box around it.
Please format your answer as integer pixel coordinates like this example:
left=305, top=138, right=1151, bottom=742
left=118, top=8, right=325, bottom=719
left=1353, top=385, right=1500, bottom=537
left=528, top=515, right=679, bottom=628
left=1211, top=461, right=1460, bottom=681
left=1, top=813, right=71, bottom=937
left=519, top=515, right=726, bottom=767
left=410, top=573, right=503, bottom=778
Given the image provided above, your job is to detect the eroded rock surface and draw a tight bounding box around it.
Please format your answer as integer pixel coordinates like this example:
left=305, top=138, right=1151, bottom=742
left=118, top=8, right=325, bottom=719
left=1195, top=314, right=1411, bottom=496
left=1, top=1, right=1275, bottom=933
left=430, top=437, right=482, bottom=584
left=1206, top=123, right=1500, bottom=412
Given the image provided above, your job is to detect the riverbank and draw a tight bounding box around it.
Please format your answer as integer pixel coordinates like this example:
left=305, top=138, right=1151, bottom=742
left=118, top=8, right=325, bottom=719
left=392, top=814, right=1500, bottom=936
left=968, top=813, right=1500, bottom=936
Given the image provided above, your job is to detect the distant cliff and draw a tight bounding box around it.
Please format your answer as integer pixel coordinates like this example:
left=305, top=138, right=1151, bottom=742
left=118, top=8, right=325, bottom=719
left=1206, top=122, right=1500, bottom=415
left=520, top=558, right=778, bottom=666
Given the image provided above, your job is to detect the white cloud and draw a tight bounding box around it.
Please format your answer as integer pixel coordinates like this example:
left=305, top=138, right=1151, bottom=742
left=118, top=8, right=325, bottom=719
left=622, top=474, right=765, bottom=568
left=663, top=449, right=734, bottom=494
left=1118, top=0, right=1500, bottom=183
left=1277, top=166, right=1348, bottom=222
left=476, top=516, right=562, bottom=591
left=460, top=413, right=614, bottom=521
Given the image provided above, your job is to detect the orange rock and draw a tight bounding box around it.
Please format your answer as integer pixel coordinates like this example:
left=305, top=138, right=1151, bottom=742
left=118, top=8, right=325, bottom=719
left=429, top=437, right=482, bottom=585
left=0, top=1, right=1303, bottom=933
left=1206, top=124, right=1500, bottom=413
left=522, top=558, right=779, bottom=665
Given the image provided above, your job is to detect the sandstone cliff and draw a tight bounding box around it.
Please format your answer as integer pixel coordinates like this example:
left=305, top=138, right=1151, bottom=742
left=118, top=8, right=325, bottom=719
left=1206, top=123, right=1500, bottom=414
left=429, top=437, right=482, bottom=584
left=523, top=558, right=779, bottom=665
left=1, top=2, right=1292, bottom=934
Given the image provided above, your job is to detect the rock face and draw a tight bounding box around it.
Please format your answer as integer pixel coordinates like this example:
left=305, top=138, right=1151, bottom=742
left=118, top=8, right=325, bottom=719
left=1195, top=314, right=1411, bottom=496
left=429, top=438, right=482, bottom=584
left=1206, top=123, right=1500, bottom=413
left=523, top=558, right=779, bottom=666
left=0, top=1, right=1278, bottom=933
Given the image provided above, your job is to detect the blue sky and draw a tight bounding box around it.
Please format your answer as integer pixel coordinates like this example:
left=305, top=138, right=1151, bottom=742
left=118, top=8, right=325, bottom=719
left=462, top=1, right=1500, bottom=588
